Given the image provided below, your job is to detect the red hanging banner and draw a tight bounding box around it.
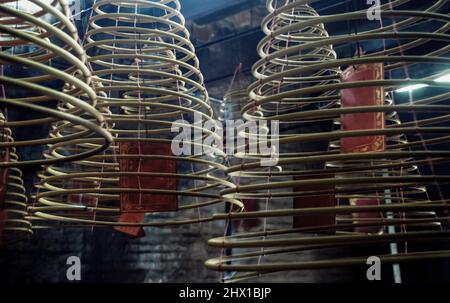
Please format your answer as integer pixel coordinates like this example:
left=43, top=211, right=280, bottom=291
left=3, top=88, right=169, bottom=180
left=341, top=63, right=385, bottom=234
left=293, top=174, right=335, bottom=230
left=118, top=141, right=177, bottom=213
left=350, top=198, right=383, bottom=233
left=341, top=63, right=385, bottom=153
left=115, top=141, right=177, bottom=237
left=115, top=213, right=146, bottom=238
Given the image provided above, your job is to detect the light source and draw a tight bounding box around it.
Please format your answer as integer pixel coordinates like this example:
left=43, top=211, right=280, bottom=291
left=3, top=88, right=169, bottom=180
left=435, top=73, right=450, bottom=83
left=395, top=84, right=429, bottom=93
left=395, top=72, right=450, bottom=93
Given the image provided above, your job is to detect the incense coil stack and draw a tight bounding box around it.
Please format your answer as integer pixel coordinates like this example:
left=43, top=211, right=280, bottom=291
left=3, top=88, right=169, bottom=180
left=30, top=0, right=243, bottom=231
left=0, top=111, right=32, bottom=244
left=246, top=0, right=340, bottom=119
left=0, top=0, right=112, bottom=167
left=206, top=0, right=450, bottom=282
left=328, top=95, right=440, bottom=234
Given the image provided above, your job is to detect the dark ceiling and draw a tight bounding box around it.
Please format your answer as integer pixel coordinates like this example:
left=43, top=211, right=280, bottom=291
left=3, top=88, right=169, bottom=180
left=71, top=0, right=449, bottom=98
left=176, top=0, right=450, bottom=97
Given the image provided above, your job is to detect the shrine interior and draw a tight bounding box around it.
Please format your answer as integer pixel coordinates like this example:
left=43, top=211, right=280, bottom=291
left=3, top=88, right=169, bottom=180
left=0, top=0, right=450, bottom=283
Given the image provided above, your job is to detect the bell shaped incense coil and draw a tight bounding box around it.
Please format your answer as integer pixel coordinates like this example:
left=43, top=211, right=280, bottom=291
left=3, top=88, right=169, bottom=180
left=245, top=0, right=340, bottom=119
left=206, top=0, right=450, bottom=282
left=30, top=0, right=242, bottom=232
left=0, top=0, right=111, bottom=167
left=0, top=110, right=32, bottom=248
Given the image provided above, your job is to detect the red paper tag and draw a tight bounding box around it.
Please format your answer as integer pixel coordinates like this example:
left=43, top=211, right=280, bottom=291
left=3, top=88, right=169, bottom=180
left=341, top=64, right=386, bottom=233
left=119, top=141, right=177, bottom=213
left=115, top=142, right=177, bottom=237
left=351, top=199, right=383, bottom=234
left=341, top=63, right=385, bottom=153
left=293, top=174, right=335, bottom=229
left=233, top=199, right=260, bottom=231
left=0, top=210, right=7, bottom=250
left=114, top=213, right=146, bottom=238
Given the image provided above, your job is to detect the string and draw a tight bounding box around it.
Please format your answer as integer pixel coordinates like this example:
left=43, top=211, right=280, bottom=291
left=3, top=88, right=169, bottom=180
left=82, top=0, right=106, bottom=230
left=164, top=3, right=204, bottom=224
left=225, top=63, right=243, bottom=97
left=81, top=0, right=97, bottom=45
left=387, top=0, right=445, bottom=214
left=218, top=63, right=247, bottom=281
left=133, top=2, right=144, bottom=212
left=377, top=5, right=408, bottom=250
left=257, top=0, right=288, bottom=271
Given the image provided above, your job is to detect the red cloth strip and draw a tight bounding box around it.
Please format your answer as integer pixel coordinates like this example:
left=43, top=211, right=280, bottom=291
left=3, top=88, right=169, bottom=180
left=341, top=63, right=385, bottom=234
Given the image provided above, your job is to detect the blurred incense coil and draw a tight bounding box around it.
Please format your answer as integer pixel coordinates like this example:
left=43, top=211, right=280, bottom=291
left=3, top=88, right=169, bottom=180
left=0, top=0, right=112, bottom=167
left=206, top=0, right=450, bottom=282
left=29, top=0, right=243, bottom=230
left=0, top=110, right=32, bottom=247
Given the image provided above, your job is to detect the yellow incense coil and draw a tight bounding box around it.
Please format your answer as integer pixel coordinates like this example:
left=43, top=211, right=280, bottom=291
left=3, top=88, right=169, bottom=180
left=0, top=110, right=32, bottom=243
left=29, top=0, right=243, bottom=229
left=0, top=0, right=112, bottom=167
left=206, top=0, right=450, bottom=282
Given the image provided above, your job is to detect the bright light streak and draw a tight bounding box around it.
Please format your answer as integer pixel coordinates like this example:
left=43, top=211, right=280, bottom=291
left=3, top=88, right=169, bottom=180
left=435, top=73, right=450, bottom=83
left=395, top=84, right=429, bottom=93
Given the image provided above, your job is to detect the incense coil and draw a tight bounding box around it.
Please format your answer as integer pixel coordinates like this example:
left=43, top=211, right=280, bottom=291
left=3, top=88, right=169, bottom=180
left=246, top=0, right=340, bottom=118
left=329, top=96, right=439, bottom=232
left=29, top=0, right=243, bottom=229
left=206, top=0, right=450, bottom=282
left=0, top=111, right=32, bottom=241
left=0, top=0, right=112, bottom=167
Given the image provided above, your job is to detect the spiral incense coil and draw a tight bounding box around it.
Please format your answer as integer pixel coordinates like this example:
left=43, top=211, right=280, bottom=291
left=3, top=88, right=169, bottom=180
left=206, top=0, right=450, bottom=282
left=29, top=0, right=243, bottom=229
left=329, top=96, right=439, bottom=233
left=0, top=111, right=32, bottom=244
left=246, top=0, right=340, bottom=119
left=0, top=0, right=112, bottom=167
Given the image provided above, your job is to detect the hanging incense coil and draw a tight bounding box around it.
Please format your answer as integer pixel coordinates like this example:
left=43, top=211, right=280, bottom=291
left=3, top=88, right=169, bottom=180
left=206, top=0, right=450, bottom=282
left=0, top=111, right=31, bottom=249
left=29, top=0, right=243, bottom=230
left=0, top=0, right=112, bottom=167
left=329, top=94, right=441, bottom=234
left=246, top=0, right=340, bottom=118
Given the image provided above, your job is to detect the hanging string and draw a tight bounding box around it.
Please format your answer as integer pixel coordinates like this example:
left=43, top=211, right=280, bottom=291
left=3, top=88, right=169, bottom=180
left=387, top=0, right=446, bottom=206
left=225, top=63, right=243, bottom=97
left=378, top=2, right=408, bottom=252
left=133, top=2, right=144, bottom=211
left=257, top=0, right=289, bottom=270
